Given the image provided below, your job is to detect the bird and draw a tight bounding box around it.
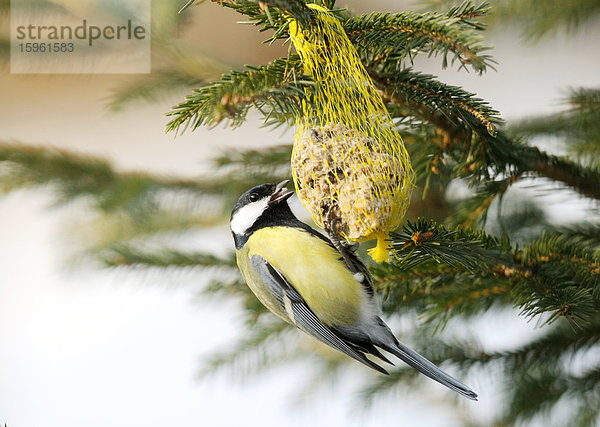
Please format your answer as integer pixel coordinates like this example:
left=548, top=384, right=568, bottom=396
left=230, top=180, right=478, bottom=400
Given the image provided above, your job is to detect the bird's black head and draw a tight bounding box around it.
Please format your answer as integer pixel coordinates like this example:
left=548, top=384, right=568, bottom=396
left=230, top=180, right=295, bottom=249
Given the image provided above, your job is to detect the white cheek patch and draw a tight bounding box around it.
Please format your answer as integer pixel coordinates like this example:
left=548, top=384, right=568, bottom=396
left=230, top=199, right=269, bottom=235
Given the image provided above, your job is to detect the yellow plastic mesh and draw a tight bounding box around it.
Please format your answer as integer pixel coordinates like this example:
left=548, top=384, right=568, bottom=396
left=288, top=4, right=415, bottom=262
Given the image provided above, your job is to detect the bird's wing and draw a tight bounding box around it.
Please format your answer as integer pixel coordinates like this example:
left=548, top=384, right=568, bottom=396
left=293, top=223, right=376, bottom=298
left=249, top=254, right=388, bottom=374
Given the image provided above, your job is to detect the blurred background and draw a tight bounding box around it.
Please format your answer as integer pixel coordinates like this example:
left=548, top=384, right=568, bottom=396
left=1, top=1, right=599, bottom=426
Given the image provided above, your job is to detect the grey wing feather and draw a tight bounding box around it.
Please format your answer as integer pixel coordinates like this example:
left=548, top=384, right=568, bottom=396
left=249, top=255, right=286, bottom=305
left=249, top=255, right=388, bottom=374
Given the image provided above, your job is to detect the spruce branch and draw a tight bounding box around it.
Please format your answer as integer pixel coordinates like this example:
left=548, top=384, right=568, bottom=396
left=570, top=86, right=600, bottom=110
left=487, top=320, right=600, bottom=369
left=0, top=141, right=292, bottom=248
left=450, top=319, right=600, bottom=425
left=510, top=87, right=600, bottom=166
left=372, top=221, right=599, bottom=328
left=0, top=142, right=204, bottom=211
left=508, top=365, right=600, bottom=427
left=205, top=0, right=495, bottom=72
left=423, top=129, right=600, bottom=204
left=345, top=4, right=495, bottom=74
left=366, top=73, right=600, bottom=203
left=368, top=69, right=598, bottom=205
left=372, top=68, right=501, bottom=136
left=166, top=61, right=503, bottom=137
left=374, top=263, right=512, bottom=327
left=513, top=232, right=600, bottom=327
left=427, top=0, right=600, bottom=41
left=501, top=232, right=599, bottom=328
left=100, top=244, right=235, bottom=268
left=445, top=0, right=490, bottom=29
left=390, top=218, right=510, bottom=271
left=521, top=150, right=600, bottom=200
left=371, top=220, right=515, bottom=324
left=165, top=56, right=308, bottom=132
left=76, top=211, right=226, bottom=251
left=168, top=2, right=499, bottom=132
left=555, top=223, right=600, bottom=249
left=480, top=134, right=600, bottom=201
left=496, top=0, right=600, bottom=41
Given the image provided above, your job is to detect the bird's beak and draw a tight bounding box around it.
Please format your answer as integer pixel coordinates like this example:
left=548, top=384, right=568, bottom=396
left=269, top=179, right=294, bottom=205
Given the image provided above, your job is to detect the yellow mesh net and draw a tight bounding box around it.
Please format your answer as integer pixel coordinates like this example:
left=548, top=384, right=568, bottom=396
left=288, top=4, right=414, bottom=262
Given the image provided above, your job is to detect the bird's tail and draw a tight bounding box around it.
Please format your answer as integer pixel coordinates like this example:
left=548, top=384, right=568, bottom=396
left=381, top=339, right=478, bottom=401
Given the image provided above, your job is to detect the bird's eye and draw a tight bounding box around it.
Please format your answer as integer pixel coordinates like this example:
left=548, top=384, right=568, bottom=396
left=249, top=192, right=259, bottom=202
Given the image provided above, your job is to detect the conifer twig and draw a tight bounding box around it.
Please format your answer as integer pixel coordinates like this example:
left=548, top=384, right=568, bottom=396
left=345, top=6, right=495, bottom=73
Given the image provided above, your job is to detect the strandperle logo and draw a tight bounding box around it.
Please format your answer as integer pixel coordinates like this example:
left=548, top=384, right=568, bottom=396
left=15, top=19, right=147, bottom=46
left=10, top=0, right=151, bottom=74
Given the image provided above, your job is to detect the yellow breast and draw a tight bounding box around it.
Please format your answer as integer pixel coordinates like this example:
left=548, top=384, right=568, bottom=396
left=240, top=227, right=364, bottom=326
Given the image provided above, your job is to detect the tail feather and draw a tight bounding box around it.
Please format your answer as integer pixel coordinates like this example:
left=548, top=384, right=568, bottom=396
left=383, top=340, right=478, bottom=401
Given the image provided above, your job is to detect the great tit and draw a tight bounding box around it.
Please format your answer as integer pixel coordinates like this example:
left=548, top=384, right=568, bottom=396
left=230, top=180, right=478, bottom=400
